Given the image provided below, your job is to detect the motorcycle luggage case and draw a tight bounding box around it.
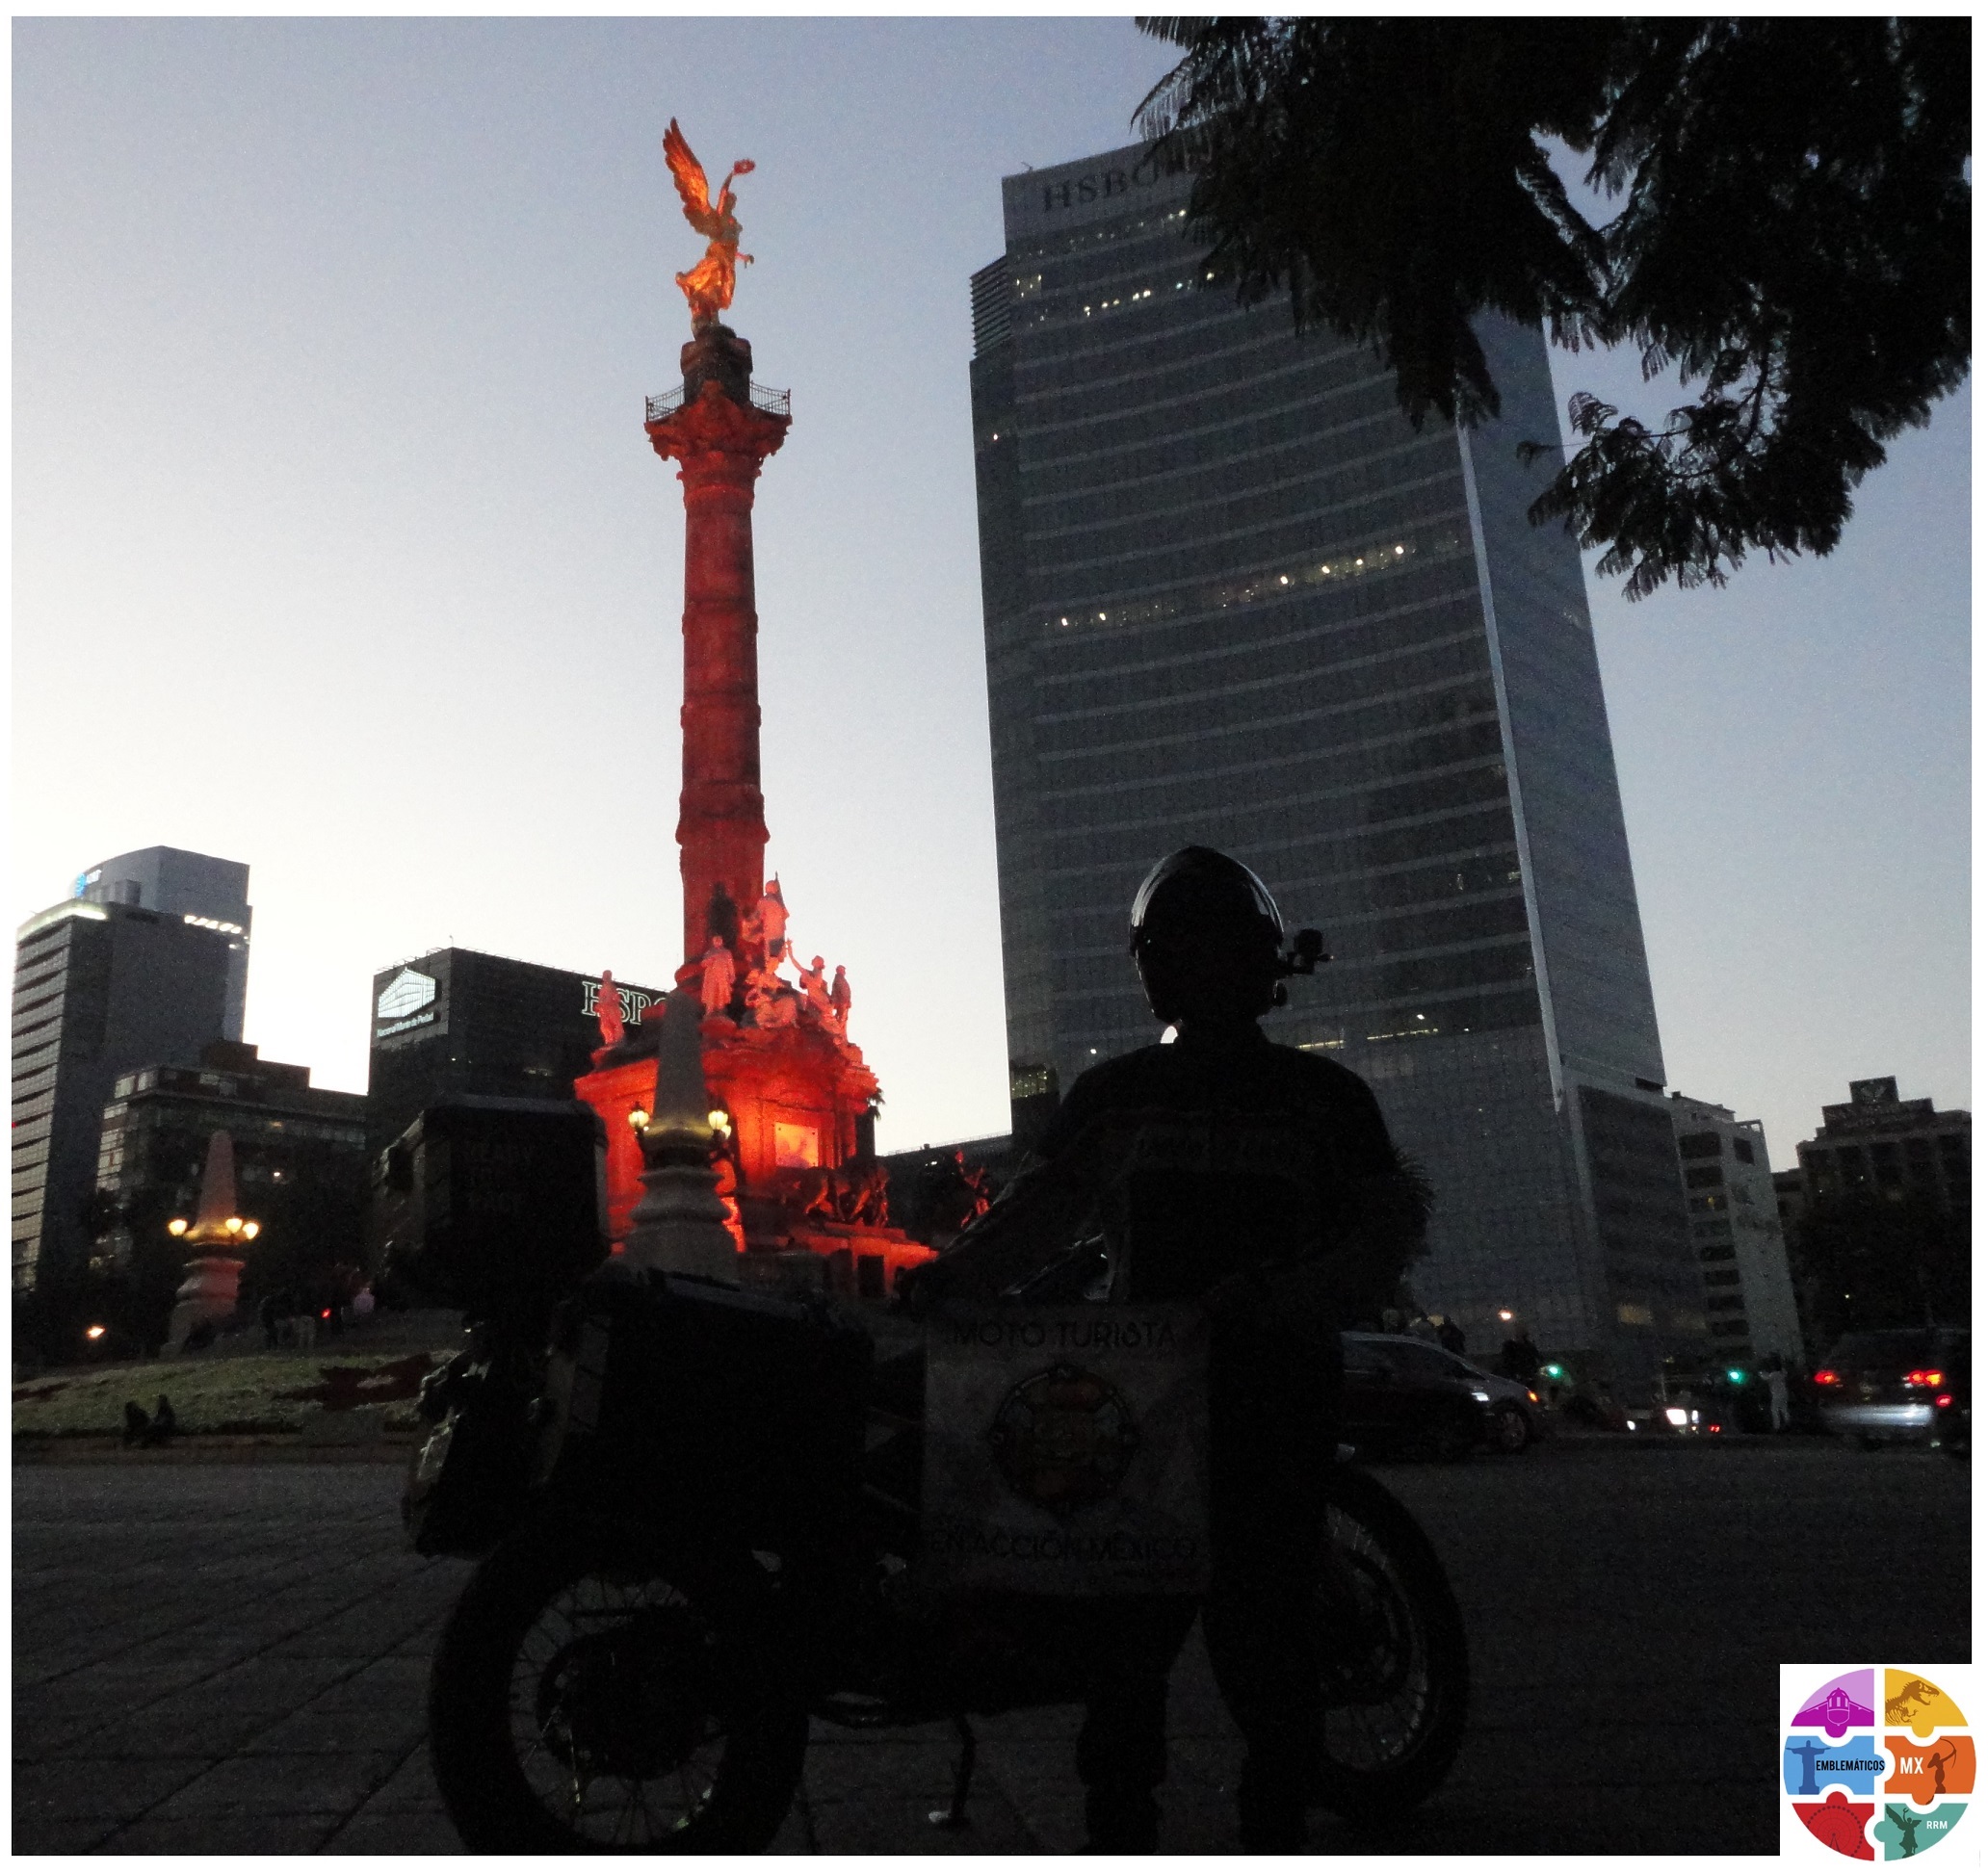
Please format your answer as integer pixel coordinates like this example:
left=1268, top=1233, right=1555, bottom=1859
left=547, top=1266, right=871, bottom=1554
left=372, top=1097, right=608, bottom=1315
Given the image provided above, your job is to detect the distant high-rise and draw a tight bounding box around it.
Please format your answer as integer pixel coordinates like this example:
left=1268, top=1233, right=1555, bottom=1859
left=73, top=846, right=252, bottom=1041
left=13, top=893, right=239, bottom=1294
left=969, top=142, right=1700, bottom=1386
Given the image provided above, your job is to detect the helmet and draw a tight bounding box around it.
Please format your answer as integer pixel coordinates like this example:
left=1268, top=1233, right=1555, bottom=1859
left=1129, top=846, right=1285, bottom=1025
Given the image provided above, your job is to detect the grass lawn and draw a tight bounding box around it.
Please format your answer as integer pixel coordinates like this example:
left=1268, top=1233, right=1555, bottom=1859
left=12, top=1346, right=455, bottom=1437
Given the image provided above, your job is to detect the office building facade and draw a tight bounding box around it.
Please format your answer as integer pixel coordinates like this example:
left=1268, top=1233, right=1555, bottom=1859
left=93, top=1040, right=369, bottom=1331
left=367, top=948, right=669, bottom=1157
left=1794, top=1077, right=1971, bottom=1217
left=13, top=897, right=237, bottom=1293
left=970, top=142, right=1700, bottom=1384
left=1667, top=1092, right=1805, bottom=1365
left=73, top=846, right=252, bottom=1042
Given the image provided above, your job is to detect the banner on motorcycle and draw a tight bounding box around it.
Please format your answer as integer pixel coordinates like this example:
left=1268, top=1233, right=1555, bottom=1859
left=919, top=1303, right=1210, bottom=1596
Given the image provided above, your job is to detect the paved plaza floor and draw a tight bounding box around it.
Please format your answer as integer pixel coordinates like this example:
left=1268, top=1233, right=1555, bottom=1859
left=13, top=1438, right=1970, bottom=1854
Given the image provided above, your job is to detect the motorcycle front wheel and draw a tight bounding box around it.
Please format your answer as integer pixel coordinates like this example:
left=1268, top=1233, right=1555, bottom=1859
left=1310, top=1463, right=1470, bottom=1822
left=427, top=1518, right=806, bottom=1853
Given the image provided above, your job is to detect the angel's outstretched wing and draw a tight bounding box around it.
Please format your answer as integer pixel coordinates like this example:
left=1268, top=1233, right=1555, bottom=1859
left=664, top=119, right=721, bottom=238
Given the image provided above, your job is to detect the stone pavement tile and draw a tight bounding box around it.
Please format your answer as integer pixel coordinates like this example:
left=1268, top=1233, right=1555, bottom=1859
left=261, top=1606, right=442, bottom=1659
left=353, top=1739, right=443, bottom=1810
left=768, top=1790, right=814, bottom=1853
left=949, top=1728, right=1084, bottom=1853
left=301, top=1652, right=430, bottom=1711
left=13, top=1815, right=121, bottom=1854
left=241, top=1703, right=430, bottom=1757
left=205, top=1652, right=372, bottom=1701
left=71, top=1696, right=313, bottom=1760
left=315, top=1805, right=465, bottom=1854
left=92, top=1810, right=349, bottom=1855
left=804, top=1736, right=1044, bottom=1853
left=13, top=1753, right=218, bottom=1824
left=1452, top=1720, right=1755, bottom=1788
left=144, top=1747, right=404, bottom=1816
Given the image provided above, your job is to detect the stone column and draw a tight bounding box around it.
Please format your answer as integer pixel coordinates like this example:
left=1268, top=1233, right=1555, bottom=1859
left=646, top=326, right=791, bottom=970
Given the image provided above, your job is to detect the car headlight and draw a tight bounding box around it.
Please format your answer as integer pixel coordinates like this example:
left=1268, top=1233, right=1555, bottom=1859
left=1471, top=1390, right=1490, bottom=1402
left=1664, top=1407, right=1689, bottom=1426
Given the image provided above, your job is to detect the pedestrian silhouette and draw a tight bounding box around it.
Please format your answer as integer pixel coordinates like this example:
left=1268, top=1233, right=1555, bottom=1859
left=121, top=1401, right=150, bottom=1447
left=149, top=1395, right=177, bottom=1446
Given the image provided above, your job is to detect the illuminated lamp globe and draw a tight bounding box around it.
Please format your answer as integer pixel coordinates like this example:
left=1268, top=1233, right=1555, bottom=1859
left=708, top=1109, right=732, bottom=1136
left=224, top=1217, right=244, bottom=1235
left=627, top=1106, right=650, bottom=1131
left=85, top=1324, right=106, bottom=1341
left=167, top=1218, right=189, bottom=1237
left=241, top=1221, right=260, bottom=1240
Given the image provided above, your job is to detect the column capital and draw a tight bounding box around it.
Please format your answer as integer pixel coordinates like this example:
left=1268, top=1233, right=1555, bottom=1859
left=646, top=380, right=790, bottom=470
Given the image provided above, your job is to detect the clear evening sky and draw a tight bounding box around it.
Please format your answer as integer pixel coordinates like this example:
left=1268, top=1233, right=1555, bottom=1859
left=13, top=19, right=1970, bottom=1167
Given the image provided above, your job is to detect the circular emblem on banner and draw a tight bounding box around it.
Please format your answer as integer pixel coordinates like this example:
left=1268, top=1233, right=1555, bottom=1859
left=986, top=1363, right=1139, bottom=1513
left=1785, top=1667, right=1973, bottom=1859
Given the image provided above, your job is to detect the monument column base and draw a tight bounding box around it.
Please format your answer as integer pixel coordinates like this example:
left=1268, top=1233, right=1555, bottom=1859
left=166, top=1254, right=244, bottom=1351
left=623, top=1136, right=739, bottom=1282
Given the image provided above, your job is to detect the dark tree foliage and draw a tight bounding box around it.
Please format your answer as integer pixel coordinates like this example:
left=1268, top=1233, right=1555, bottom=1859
left=1137, top=18, right=1971, bottom=598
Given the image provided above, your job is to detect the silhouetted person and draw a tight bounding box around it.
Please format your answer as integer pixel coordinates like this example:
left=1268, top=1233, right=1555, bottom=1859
left=903, top=847, right=1426, bottom=1853
left=1436, top=1316, right=1466, bottom=1356
left=148, top=1395, right=177, bottom=1447
left=259, top=1292, right=280, bottom=1350
left=122, top=1401, right=151, bottom=1447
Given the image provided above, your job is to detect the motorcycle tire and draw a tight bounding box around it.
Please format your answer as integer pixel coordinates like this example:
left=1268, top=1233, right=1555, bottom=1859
left=427, top=1517, right=806, bottom=1853
left=1311, top=1464, right=1470, bottom=1824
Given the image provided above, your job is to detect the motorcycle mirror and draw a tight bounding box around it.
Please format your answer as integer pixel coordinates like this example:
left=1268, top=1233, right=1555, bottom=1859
left=1281, top=928, right=1328, bottom=976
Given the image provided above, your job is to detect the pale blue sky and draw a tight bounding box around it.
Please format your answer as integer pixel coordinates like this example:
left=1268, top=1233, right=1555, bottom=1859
left=13, top=19, right=1970, bottom=1165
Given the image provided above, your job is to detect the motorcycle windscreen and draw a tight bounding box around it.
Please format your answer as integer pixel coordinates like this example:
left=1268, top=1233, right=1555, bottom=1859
left=918, top=1303, right=1210, bottom=1596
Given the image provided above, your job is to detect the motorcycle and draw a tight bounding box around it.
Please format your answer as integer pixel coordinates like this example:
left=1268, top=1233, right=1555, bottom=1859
left=407, top=1247, right=1470, bottom=1853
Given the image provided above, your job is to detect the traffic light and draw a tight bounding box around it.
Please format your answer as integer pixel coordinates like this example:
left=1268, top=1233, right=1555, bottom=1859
left=1541, top=1362, right=1566, bottom=1381
left=1726, top=1366, right=1749, bottom=1386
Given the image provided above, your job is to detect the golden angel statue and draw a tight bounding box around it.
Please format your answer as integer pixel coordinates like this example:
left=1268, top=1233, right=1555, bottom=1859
left=663, top=118, right=754, bottom=334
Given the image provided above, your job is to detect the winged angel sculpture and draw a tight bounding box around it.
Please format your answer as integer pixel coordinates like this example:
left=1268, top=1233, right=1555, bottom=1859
left=663, top=118, right=754, bottom=334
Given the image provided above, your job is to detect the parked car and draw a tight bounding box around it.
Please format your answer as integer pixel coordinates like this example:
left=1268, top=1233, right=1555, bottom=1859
left=1342, top=1333, right=1496, bottom=1463
left=1450, top=1357, right=1548, bottom=1452
left=1813, top=1327, right=1972, bottom=1450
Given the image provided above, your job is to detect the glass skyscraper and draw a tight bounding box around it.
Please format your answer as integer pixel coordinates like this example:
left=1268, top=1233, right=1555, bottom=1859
left=970, top=142, right=1703, bottom=1386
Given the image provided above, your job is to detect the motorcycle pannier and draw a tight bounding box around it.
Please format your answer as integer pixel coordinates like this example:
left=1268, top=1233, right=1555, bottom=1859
left=546, top=1266, right=872, bottom=1555
left=372, top=1096, right=609, bottom=1316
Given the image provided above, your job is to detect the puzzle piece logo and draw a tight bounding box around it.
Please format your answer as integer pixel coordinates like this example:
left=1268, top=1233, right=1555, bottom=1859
left=1794, top=1792, right=1875, bottom=1859
left=1874, top=1802, right=1966, bottom=1860
left=1885, top=1673, right=1966, bottom=1740
left=1789, top=1668, right=1971, bottom=1859
left=1798, top=1672, right=1879, bottom=1738
left=1886, top=1735, right=1974, bottom=1806
left=1788, top=1735, right=1885, bottom=1798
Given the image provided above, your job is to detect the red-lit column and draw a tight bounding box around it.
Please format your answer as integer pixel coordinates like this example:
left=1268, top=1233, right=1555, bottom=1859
left=645, top=327, right=790, bottom=970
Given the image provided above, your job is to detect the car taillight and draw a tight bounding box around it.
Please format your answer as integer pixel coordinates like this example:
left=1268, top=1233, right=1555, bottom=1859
left=1936, top=1393, right=1954, bottom=1409
left=1906, top=1369, right=1946, bottom=1389
left=1814, top=1370, right=1839, bottom=1386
